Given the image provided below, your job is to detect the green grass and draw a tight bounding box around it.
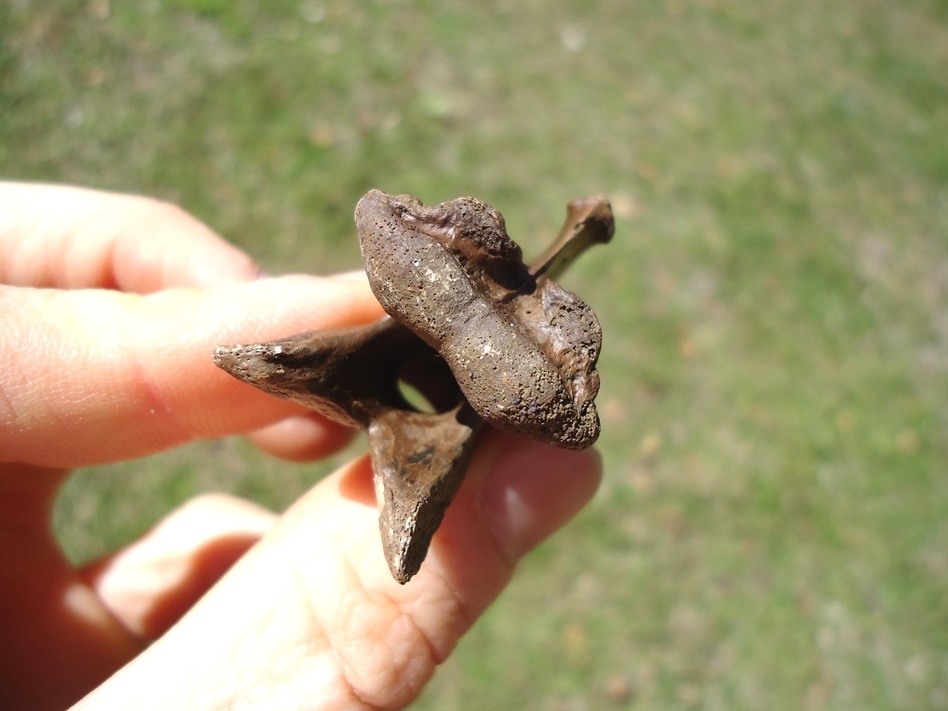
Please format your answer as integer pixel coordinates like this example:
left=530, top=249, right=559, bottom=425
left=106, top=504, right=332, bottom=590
left=4, top=0, right=947, bottom=708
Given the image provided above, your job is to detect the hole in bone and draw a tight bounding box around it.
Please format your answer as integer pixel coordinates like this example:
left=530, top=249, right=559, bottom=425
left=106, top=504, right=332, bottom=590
left=397, top=377, right=438, bottom=414
left=395, top=355, right=464, bottom=414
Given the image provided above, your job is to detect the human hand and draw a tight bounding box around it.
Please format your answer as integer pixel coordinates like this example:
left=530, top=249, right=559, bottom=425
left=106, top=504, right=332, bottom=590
left=0, top=183, right=602, bottom=710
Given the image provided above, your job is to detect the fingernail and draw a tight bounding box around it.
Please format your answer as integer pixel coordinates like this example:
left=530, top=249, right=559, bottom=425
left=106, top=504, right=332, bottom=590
left=481, top=440, right=602, bottom=565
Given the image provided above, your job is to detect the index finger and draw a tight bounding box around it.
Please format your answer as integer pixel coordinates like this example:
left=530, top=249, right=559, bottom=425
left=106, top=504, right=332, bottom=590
left=0, top=275, right=385, bottom=468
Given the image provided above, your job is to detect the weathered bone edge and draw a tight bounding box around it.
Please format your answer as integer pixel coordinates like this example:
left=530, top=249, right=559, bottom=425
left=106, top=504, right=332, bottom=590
left=213, top=191, right=613, bottom=583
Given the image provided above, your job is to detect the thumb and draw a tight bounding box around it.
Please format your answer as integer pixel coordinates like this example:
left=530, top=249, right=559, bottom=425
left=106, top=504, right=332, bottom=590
left=75, top=432, right=602, bottom=710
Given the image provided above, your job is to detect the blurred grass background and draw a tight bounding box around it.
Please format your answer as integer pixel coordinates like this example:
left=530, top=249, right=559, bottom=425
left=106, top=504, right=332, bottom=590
left=3, top=0, right=947, bottom=708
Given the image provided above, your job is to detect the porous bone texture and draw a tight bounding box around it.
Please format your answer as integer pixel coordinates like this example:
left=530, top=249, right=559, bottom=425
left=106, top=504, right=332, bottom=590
left=356, top=189, right=600, bottom=449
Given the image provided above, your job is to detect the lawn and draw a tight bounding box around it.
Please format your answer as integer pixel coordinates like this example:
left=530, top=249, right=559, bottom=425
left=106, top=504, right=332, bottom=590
left=3, top=0, right=947, bottom=708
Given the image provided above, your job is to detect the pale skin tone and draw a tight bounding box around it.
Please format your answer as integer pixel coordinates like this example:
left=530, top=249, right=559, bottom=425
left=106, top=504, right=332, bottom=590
left=0, top=183, right=602, bottom=710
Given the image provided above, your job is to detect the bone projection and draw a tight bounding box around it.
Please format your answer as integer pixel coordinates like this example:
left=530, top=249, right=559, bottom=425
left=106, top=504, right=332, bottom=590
left=214, top=191, right=613, bottom=583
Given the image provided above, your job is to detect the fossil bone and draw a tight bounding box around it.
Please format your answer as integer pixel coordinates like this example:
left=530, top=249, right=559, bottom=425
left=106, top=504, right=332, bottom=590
left=214, top=191, right=613, bottom=583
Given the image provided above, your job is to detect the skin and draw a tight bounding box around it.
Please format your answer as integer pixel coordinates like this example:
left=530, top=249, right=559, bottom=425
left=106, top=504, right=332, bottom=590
left=0, top=183, right=602, bottom=710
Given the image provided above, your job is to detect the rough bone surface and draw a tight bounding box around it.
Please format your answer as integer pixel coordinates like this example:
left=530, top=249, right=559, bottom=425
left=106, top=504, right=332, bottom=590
left=356, top=190, right=602, bottom=449
left=214, top=190, right=613, bottom=583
